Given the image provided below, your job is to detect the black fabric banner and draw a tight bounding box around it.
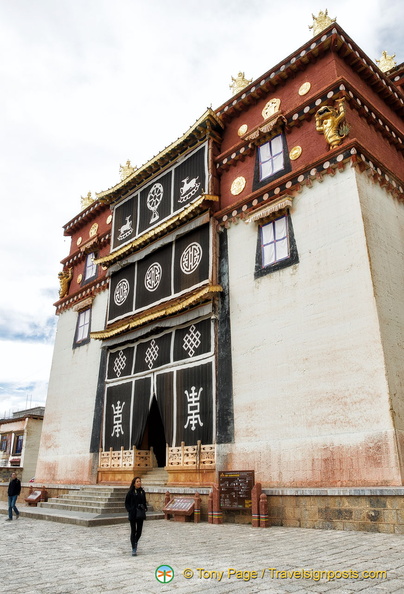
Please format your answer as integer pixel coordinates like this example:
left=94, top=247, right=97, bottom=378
left=175, top=362, right=213, bottom=446
left=138, top=171, right=172, bottom=235
left=131, top=377, right=152, bottom=447
left=107, top=346, right=135, bottom=379
left=173, top=319, right=212, bottom=362
left=112, top=196, right=137, bottom=250
left=104, top=382, right=132, bottom=450
left=134, top=333, right=171, bottom=374
left=173, top=146, right=206, bottom=208
left=135, top=243, right=172, bottom=310
left=155, top=371, right=174, bottom=446
left=173, top=224, right=210, bottom=294
left=108, top=263, right=136, bottom=322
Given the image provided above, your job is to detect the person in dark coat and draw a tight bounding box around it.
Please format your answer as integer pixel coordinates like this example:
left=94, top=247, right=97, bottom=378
left=125, top=476, right=147, bottom=556
left=6, top=472, right=21, bottom=521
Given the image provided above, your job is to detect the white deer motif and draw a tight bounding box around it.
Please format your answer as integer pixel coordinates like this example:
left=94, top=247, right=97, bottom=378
left=117, top=215, right=133, bottom=240
left=179, top=176, right=201, bottom=203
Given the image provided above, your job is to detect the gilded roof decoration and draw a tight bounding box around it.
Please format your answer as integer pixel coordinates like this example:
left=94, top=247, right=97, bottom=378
left=81, top=191, right=94, bottom=211
left=309, top=9, right=336, bottom=36
left=119, top=159, right=136, bottom=180
left=230, top=72, right=253, bottom=96
left=91, top=285, right=223, bottom=340
left=376, top=51, right=397, bottom=73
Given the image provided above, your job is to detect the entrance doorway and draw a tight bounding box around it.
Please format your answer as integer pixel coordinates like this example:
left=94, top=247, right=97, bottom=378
left=140, top=396, right=166, bottom=467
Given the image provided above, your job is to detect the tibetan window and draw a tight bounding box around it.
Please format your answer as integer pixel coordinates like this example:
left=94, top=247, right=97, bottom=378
left=14, top=435, right=23, bottom=455
left=255, top=213, right=298, bottom=278
left=83, top=252, right=97, bottom=283
left=252, top=134, right=291, bottom=191
left=74, top=307, right=91, bottom=347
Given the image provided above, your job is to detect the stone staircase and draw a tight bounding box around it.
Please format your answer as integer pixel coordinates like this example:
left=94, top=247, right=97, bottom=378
left=18, top=483, right=165, bottom=526
left=141, top=467, right=169, bottom=487
left=39, top=486, right=128, bottom=516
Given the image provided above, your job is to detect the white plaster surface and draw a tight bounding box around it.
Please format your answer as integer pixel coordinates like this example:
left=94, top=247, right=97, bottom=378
left=35, top=291, right=108, bottom=484
left=224, top=167, right=399, bottom=486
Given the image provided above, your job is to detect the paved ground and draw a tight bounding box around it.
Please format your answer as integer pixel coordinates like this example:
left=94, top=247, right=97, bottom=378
left=1, top=506, right=403, bottom=593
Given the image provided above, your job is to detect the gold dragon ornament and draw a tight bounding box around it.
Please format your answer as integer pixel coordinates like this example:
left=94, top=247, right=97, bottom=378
left=315, top=98, right=348, bottom=149
left=58, top=268, right=73, bottom=298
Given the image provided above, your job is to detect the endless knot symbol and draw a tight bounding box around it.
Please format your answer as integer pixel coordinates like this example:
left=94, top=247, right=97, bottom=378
left=114, top=279, right=130, bottom=306
left=145, top=262, right=162, bottom=292
left=180, top=242, right=202, bottom=275
left=145, top=339, right=159, bottom=369
left=183, top=325, right=201, bottom=357
left=113, top=350, right=127, bottom=378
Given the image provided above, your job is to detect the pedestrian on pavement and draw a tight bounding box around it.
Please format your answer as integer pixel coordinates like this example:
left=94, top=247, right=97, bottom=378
left=125, top=476, right=147, bottom=556
left=6, top=472, right=21, bottom=521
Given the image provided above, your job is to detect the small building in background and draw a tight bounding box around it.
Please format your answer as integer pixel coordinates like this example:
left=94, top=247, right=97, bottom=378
left=0, top=407, right=44, bottom=483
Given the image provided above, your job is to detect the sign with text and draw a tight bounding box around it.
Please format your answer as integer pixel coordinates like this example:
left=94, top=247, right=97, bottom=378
left=219, top=470, right=255, bottom=510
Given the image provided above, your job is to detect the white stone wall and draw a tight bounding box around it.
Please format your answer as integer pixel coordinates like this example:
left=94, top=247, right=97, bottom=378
left=35, top=291, right=108, bottom=484
left=357, top=173, right=404, bottom=477
left=21, top=418, right=43, bottom=483
left=222, top=167, right=400, bottom=486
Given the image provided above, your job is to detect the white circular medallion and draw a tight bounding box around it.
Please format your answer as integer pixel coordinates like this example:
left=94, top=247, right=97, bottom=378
left=145, top=263, right=162, bottom=291
left=114, top=279, right=130, bottom=306
left=180, top=242, right=203, bottom=275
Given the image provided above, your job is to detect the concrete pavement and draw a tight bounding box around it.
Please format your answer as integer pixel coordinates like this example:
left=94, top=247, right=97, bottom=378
left=0, top=505, right=403, bottom=593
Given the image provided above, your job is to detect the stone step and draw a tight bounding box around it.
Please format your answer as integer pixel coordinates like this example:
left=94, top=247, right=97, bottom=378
left=59, top=494, right=125, bottom=503
left=39, top=502, right=126, bottom=514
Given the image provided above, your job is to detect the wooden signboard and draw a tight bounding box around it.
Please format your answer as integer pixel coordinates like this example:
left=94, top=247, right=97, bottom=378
left=219, top=470, right=255, bottom=510
left=163, top=497, right=195, bottom=516
left=25, top=490, right=42, bottom=505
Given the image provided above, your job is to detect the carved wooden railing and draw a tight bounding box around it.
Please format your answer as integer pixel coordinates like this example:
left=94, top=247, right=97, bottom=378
left=166, top=441, right=215, bottom=469
left=98, top=446, right=155, bottom=470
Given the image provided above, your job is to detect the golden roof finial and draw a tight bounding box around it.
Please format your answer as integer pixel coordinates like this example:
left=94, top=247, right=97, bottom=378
left=230, top=72, right=253, bottom=96
left=81, top=191, right=94, bottom=210
left=119, top=159, right=136, bottom=181
left=376, top=50, right=397, bottom=73
left=309, top=9, right=336, bottom=36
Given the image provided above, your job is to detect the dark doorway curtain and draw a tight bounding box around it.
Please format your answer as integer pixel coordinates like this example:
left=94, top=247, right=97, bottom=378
left=145, top=397, right=166, bottom=466
left=155, top=371, right=174, bottom=446
left=131, top=376, right=152, bottom=448
left=104, top=382, right=132, bottom=450
left=176, top=361, right=213, bottom=446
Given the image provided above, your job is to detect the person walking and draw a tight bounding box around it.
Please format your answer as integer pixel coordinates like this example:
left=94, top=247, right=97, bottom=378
left=125, top=476, right=147, bottom=556
left=6, top=472, right=21, bottom=521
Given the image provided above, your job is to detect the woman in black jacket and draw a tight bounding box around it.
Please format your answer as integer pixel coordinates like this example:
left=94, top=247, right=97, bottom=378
left=125, top=476, right=147, bottom=556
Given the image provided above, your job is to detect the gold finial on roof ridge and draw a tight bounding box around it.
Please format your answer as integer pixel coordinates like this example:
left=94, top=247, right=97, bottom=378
left=119, top=159, right=137, bottom=181
left=309, top=9, right=336, bottom=36
left=376, top=50, right=397, bottom=73
left=81, top=191, right=94, bottom=210
left=230, top=72, right=253, bottom=96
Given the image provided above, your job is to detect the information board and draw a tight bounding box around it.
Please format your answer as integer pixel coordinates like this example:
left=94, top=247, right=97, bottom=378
left=163, top=497, right=195, bottom=516
left=219, top=470, right=255, bottom=510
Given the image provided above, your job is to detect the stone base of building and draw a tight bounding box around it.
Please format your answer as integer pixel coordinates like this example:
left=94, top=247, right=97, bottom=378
left=264, top=488, right=404, bottom=534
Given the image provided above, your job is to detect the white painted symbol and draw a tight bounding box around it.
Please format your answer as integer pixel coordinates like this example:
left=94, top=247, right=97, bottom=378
left=178, top=176, right=201, bottom=203
left=145, top=262, right=162, bottom=292
left=113, top=351, right=127, bottom=378
left=180, top=242, right=202, bottom=274
left=146, top=183, right=163, bottom=223
left=183, top=325, right=202, bottom=357
left=114, top=279, right=130, bottom=306
left=145, top=339, right=159, bottom=369
left=111, top=400, right=125, bottom=437
left=117, top=215, right=133, bottom=241
left=184, top=386, right=203, bottom=431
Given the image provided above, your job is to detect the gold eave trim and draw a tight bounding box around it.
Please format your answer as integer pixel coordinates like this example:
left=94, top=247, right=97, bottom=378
left=94, top=194, right=219, bottom=267
left=91, top=285, right=223, bottom=340
left=95, top=109, right=224, bottom=202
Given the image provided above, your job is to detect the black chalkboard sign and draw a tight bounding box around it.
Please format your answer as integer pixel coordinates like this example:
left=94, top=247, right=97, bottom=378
left=219, top=470, right=255, bottom=509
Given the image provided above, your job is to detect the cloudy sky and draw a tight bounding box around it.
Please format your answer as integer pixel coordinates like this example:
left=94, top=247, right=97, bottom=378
left=0, top=0, right=403, bottom=417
